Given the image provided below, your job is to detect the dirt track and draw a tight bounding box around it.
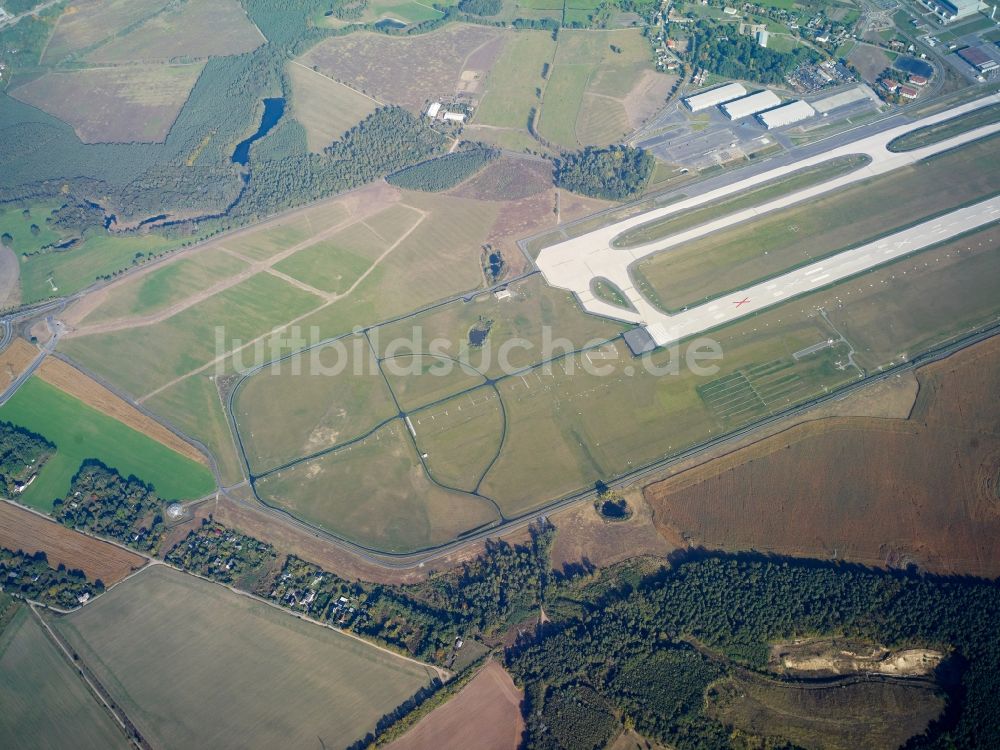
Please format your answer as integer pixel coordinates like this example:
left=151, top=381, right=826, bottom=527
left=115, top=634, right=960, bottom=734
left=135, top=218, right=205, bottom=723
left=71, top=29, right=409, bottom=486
left=0, top=500, right=146, bottom=585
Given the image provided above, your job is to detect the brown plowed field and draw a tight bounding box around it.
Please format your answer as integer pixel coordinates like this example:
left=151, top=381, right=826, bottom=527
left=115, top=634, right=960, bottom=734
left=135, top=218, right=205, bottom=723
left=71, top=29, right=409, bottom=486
left=646, top=336, right=1000, bottom=578
left=0, top=500, right=146, bottom=585
left=0, top=338, right=37, bottom=390
left=36, top=357, right=207, bottom=466
left=385, top=661, right=523, bottom=750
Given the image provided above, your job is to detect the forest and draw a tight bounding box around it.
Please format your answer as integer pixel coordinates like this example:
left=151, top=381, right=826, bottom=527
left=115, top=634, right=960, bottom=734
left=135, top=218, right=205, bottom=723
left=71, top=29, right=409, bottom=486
left=0, top=421, right=53, bottom=497
left=689, top=20, right=820, bottom=84
left=554, top=145, right=654, bottom=200
left=0, top=547, right=103, bottom=609
left=387, top=147, right=498, bottom=192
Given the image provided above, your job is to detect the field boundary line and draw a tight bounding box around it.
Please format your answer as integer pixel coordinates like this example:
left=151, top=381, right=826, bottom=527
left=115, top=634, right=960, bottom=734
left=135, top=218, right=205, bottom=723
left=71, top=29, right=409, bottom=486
left=289, top=59, right=384, bottom=106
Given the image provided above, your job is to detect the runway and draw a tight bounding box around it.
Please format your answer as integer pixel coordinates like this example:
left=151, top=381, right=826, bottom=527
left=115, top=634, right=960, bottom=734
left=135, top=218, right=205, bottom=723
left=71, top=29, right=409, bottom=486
left=535, top=93, right=1000, bottom=346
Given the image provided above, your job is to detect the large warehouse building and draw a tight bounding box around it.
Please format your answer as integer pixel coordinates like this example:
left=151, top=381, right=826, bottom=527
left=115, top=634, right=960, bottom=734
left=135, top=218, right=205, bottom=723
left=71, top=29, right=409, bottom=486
left=757, top=100, right=816, bottom=129
left=926, top=0, right=982, bottom=22
left=721, top=90, right=782, bottom=120
left=683, top=83, right=747, bottom=112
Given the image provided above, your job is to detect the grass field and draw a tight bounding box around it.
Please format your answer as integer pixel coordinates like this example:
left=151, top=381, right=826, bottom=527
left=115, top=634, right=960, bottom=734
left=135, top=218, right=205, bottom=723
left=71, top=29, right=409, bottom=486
left=10, top=63, right=206, bottom=144
left=41, top=0, right=166, bottom=63
left=0, top=202, right=67, bottom=258
left=299, top=24, right=506, bottom=112
left=381, top=354, right=487, bottom=412
left=0, top=607, right=131, bottom=750
left=286, top=62, right=379, bottom=151
left=634, top=136, right=1000, bottom=312
left=255, top=421, right=499, bottom=551
left=475, top=30, right=557, bottom=131
left=79, top=248, right=249, bottom=325
left=61, top=271, right=323, bottom=397
left=19, top=226, right=181, bottom=304
left=144, top=373, right=245, bottom=487
left=706, top=672, right=943, bottom=750
left=234, top=336, right=399, bottom=473
left=412, top=385, right=505, bottom=492
left=0, top=501, right=146, bottom=585
left=53, top=565, right=436, bottom=748
left=613, top=154, right=870, bottom=249
left=0, top=378, right=215, bottom=509
left=86, top=0, right=264, bottom=63
left=888, top=105, right=1000, bottom=152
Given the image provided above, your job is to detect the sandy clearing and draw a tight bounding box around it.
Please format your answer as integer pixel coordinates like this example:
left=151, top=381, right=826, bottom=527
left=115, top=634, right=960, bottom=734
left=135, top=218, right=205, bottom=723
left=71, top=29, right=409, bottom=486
left=0, top=244, right=20, bottom=309
left=35, top=357, right=208, bottom=467
left=385, top=661, right=523, bottom=750
left=0, top=500, right=146, bottom=585
left=0, top=338, right=39, bottom=391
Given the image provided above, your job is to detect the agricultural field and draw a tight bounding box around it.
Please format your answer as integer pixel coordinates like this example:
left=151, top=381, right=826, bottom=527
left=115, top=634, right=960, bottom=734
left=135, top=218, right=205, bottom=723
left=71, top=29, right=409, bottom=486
left=646, top=333, right=1000, bottom=577
left=0, top=501, right=146, bottom=586
left=536, top=28, right=667, bottom=149
left=0, top=377, right=215, bottom=510
left=86, top=0, right=264, bottom=64
left=706, top=672, right=944, bottom=750
left=299, top=24, right=506, bottom=112
left=36, top=357, right=207, bottom=465
left=40, top=0, right=167, bottom=63
left=286, top=61, right=379, bottom=151
left=9, top=63, right=206, bottom=144
left=386, top=661, right=524, bottom=750
left=0, top=607, right=132, bottom=750
left=0, top=339, right=37, bottom=391
left=53, top=565, right=437, bottom=749
left=633, top=136, right=1000, bottom=313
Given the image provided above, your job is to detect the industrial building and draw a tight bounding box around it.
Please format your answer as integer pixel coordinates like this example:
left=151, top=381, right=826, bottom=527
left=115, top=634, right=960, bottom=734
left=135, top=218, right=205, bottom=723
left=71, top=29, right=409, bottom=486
left=925, top=0, right=982, bottom=22
left=757, top=100, right=815, bottom=129
left=756, top=30, right=769, bottom=48
left=812, top=85, right=879, bottom=113
left=957, top=45, right=999, bottom=73
left=683, top=83, right=747, bottom=112
left=721, top=90, right=782, bottom=120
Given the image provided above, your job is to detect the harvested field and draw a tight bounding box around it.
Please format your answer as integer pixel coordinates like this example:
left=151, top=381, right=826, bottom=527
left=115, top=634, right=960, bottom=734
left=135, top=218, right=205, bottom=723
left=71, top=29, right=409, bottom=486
left=86, top=0, right=264, bottom=63
left=706, top=671, right=944, bottom=750
left=0, top=246, right=18, bottom=309
left=299, top=24, right=505, bottom=112
left=385, top=661, right=523, bottom=750
left=41, top=0, right=166, bottom=63
left=53, top=565, right=437, bottom=749
left=286, top=61, right=378, bottom=151
left=450, top=155, right=553, bottom=201
left=0, top=607, right=131, bottom=750
left=549, top=487, right=672, bottom=573
left=646, top=335, right=1000, bottom=577
left=0, top=338, right=37, bottom=391
left=36, top=357, right=207, bottom=466
left=9, top=63, right=205, bottom=144
left=0, top=501, right=146, bottom=585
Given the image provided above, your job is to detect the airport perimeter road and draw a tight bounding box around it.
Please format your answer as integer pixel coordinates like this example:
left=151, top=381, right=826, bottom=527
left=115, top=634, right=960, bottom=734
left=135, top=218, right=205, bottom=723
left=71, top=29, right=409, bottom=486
left=653, top=196, right=1000, bottom=344
left=535, top=93, right=1000, bottom=344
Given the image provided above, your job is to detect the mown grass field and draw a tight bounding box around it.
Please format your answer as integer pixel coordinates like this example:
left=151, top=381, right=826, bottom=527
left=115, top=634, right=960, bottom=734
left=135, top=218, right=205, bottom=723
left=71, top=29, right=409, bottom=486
left=381, top=354, right=487, bottom=412
left=255, top=421, right=499, bottom=552
left=286, top=62, right=378, bottom=152
left=634, top=136, right=1000, bottom=312
left=0, top=607, right=132, bottom=750
left=61, top=272, right=323, bottom=397
left=0, top=378, right=215, bottom=509
left=234, top=337, right=399, bottom=474
left=86, top=0, right=264, bottom=64
left=10, top=63, right=206, bottom=144
left=80, top=248, right=248, bottom=325
left=54, top=566, right=436, bottom=749
left=475, top=30, right=557, bottom=131
left=144, top=373, right=244, bottom=487
left=19, top=229, right=181, bottom=304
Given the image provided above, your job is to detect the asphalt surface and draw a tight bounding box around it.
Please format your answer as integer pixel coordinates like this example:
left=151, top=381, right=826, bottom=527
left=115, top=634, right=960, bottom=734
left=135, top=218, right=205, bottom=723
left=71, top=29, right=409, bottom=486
left=536, top=92, right=1000, bottom=345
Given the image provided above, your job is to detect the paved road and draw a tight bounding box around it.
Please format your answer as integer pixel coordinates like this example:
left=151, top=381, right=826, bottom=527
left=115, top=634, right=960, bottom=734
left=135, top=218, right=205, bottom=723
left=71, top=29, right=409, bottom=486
left=0, top=316, right=61, bottom=406
left=535, top=93, right=1000, bottom=345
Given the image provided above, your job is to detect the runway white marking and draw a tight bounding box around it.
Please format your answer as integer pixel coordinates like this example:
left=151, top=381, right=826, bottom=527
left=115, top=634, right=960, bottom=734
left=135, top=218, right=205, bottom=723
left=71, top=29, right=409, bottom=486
left=534, top=94, right=1000, bottom=346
